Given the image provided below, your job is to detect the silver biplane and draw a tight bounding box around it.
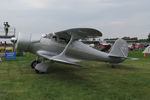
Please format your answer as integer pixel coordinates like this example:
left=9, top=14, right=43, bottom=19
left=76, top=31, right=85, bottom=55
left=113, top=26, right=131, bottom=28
left=12, top=28, right=129, bottom=74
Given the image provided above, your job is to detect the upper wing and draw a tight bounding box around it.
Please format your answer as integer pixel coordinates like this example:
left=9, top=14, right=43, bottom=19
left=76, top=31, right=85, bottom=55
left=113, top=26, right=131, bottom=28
left=55, top=28, right=102, bottom=40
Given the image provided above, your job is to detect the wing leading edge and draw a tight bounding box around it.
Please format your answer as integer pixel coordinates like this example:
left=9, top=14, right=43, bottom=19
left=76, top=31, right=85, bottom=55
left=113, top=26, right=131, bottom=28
left=55, top=28, right=102, bottom=40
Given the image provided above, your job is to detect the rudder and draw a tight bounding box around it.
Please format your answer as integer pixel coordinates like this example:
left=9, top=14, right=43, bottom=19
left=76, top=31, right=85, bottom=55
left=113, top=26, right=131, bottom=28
left=109, top=39, right=128, bottom=58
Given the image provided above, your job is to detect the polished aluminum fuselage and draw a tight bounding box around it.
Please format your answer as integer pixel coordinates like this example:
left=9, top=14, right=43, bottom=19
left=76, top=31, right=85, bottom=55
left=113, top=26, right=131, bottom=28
left=28, top=38, right=124, bottom=63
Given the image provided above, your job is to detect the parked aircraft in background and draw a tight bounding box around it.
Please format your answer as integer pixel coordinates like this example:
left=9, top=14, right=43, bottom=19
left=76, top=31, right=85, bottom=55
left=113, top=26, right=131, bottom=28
left=128, top=43, right=143, bottom=50
left=11, top=28, right=129, bottom=74
left=98, top=43, right=112, bottom=52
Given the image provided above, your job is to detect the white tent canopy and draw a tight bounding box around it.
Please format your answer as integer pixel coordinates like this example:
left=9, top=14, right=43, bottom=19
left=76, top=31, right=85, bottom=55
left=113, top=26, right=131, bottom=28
left=143, top=46, right=150, bottom=54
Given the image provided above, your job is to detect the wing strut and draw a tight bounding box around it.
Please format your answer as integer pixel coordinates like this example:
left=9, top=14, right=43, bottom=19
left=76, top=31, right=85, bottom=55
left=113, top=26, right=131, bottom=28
left=50, top=33, right=77, bottom=63
left=59, top=33, right=73, bottom=56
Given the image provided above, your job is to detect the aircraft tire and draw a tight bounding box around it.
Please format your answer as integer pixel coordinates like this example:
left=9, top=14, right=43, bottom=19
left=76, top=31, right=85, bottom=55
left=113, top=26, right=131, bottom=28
left=31, top=60, right=40, bottom=69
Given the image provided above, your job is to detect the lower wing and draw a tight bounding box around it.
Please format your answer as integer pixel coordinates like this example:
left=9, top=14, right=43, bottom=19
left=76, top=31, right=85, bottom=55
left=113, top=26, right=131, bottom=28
left=37, top=50, right=82, bottom=66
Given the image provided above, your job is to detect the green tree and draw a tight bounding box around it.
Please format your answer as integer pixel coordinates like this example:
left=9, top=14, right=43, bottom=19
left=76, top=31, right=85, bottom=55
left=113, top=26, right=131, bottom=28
left=148, top=33, right=150, bottom=42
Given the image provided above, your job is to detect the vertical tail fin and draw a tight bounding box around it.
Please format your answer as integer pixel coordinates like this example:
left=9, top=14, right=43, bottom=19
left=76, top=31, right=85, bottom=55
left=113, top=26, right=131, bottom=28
left=109, top=39, right=128, bottom=58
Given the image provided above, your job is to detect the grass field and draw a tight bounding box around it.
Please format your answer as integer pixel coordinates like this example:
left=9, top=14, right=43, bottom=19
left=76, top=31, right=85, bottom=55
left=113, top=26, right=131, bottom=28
left=0, top=51, right=150, bottom=100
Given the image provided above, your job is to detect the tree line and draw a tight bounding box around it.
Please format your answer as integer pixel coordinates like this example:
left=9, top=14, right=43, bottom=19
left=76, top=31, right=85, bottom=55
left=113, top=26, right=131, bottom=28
left=104, top=33, right=150, bottom=43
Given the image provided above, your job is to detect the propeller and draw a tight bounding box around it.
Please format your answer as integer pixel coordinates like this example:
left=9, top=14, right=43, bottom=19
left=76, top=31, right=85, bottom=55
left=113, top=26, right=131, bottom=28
left=11, top=33, right=32, bottom=51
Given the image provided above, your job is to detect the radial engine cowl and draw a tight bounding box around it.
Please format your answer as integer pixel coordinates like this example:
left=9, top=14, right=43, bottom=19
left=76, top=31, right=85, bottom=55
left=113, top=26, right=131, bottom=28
left=16, top=33, right=32, bottom=51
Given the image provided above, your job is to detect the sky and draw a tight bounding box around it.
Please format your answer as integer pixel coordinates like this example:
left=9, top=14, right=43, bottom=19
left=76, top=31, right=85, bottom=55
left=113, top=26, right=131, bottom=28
left=0, top=0, right=150, bottom=39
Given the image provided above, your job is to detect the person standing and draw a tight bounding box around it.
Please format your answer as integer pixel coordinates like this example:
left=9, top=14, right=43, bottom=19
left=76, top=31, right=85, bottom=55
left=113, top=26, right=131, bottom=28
left=4, top=22, right=10, bottom=36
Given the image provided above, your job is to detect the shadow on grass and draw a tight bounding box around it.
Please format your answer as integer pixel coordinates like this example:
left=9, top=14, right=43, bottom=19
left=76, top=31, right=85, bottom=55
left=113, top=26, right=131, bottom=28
left=44, top=62, right=139, bottom=86
left=46, top=63, right=96, bottom=85
left=101, top=63, right=140, bottom=71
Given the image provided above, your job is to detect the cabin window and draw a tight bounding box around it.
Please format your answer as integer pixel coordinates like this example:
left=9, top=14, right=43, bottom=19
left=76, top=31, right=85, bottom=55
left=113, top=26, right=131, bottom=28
left=41, top=33, right=71, bottom=44
left=42, top=33, right=57, bottom=41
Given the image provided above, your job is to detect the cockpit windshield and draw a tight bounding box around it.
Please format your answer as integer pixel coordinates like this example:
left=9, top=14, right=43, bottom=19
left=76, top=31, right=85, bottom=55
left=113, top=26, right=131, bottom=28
left=41, top=32, right=70, bottom=44
left=42, top=33, right=57, bottom=41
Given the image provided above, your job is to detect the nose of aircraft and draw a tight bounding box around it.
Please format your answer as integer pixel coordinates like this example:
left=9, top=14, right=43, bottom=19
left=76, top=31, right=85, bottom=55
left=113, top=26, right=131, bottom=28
left=13, top=33, right=32, bottom=51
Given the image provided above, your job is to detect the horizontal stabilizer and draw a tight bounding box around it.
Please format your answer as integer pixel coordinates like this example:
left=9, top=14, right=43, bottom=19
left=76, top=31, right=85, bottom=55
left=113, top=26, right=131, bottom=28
left=126, top=57, right=139, bottom=60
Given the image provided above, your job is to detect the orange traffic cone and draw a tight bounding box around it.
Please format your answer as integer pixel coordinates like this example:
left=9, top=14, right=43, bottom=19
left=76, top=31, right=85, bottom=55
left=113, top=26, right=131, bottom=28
left=144, top=53, right=146, bottom=57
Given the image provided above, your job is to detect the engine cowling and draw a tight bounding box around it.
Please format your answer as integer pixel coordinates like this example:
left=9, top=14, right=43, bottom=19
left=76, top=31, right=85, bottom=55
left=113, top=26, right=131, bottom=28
left=15, top=33, right=32, bottom=51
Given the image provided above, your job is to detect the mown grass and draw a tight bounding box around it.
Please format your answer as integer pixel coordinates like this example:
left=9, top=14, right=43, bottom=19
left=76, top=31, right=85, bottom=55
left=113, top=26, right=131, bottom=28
left=0, top=51, right=150, bottom=100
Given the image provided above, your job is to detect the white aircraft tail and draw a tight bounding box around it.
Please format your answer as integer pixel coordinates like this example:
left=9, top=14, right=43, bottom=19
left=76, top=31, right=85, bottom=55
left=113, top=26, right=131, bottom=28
left=109, top=39, right=128, bottom=58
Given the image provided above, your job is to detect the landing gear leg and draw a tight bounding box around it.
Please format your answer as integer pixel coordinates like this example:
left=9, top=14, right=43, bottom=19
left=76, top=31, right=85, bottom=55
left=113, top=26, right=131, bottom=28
left=35, top=61, right=54, bottom=74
